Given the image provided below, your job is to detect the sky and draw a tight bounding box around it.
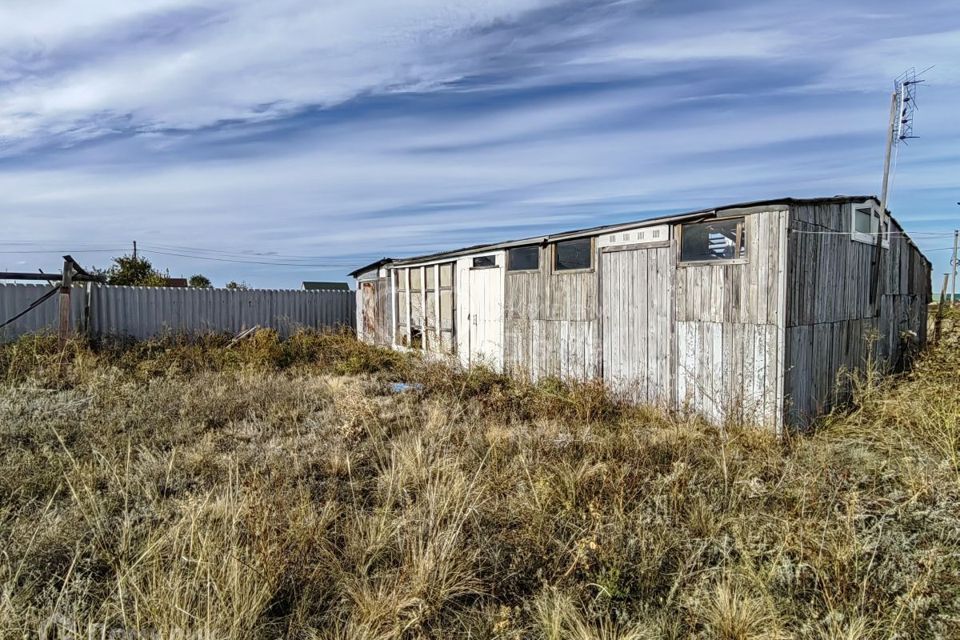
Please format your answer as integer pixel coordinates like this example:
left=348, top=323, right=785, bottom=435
left=1, top=0, right=958, bottom=288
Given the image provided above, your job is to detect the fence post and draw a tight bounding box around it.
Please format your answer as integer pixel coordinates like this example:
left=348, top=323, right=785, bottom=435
left=58, top=258, right=73, bottom=346
left=934, top=273, right=949, bottom=344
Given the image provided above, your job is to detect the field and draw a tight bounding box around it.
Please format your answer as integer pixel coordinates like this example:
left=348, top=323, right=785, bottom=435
left=1, top=319, right=959, bottom=639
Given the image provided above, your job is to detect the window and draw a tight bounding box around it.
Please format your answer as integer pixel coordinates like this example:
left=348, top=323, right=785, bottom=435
left=680, top=218, right=746, bottom=263
left=394, top=263, right=456, bottom=353
left=554, top=237, right=592, bottom=271
left=854, top=207, right=873, bottom=235
left=851, top=205, right=889, bottom=247
left=472, top=255, right=496, bottom=268
left=507, top=245, right=539, bottom=271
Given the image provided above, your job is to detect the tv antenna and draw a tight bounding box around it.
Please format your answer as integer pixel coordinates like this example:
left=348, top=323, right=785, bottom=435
left=879, top=67, right=928, bottom=215
left=872, top=66, right=929, bottom=313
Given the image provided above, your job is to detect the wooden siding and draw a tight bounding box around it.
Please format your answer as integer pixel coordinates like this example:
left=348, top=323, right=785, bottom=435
left=504, top=246, right=599, bottom=380
left=674, top=210, right=788, bottom=427
left=600, top=244, right=672, bottom=405
left=357, top=276, right=392, bottom=346
left=784, top=201, right=930, bottom=427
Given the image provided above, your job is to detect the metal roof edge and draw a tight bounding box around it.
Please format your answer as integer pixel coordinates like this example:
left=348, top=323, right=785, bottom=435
left=348, top=257, right=393, bottom=278
left=370, top=194, right=928, bottom=269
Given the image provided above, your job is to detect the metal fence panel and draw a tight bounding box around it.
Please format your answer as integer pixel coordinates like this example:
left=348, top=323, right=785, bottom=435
left=0, top=283, right=87, bottom=342
left=0, top=284, right=356, bottom=342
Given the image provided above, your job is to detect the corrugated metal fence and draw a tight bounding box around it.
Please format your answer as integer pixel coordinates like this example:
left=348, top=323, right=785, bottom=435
left=0, top=283, right=355, bottom=342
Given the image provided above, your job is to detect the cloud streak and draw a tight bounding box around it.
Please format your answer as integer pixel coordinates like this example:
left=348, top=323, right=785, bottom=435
left=0, top=0, right=958, bottom=286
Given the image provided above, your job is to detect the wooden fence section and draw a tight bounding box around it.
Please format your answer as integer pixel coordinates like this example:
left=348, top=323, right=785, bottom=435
left=0, top=284, right=355, bottom=342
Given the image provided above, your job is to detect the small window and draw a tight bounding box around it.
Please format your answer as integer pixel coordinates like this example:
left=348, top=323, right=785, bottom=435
left=439, top=263, right=454, bottom=288
left=508, top=245, right=539, bottom=271
left=472, top=255, right=496, bottom=268
left=680, top=219, right=746, bottom=263
left=554, top=238, right=592, bottom=271
left=854, top=207, right=873, bottom=235
left=851, top=205, right=889, bottom=247
left=410, top=268, right=422, bottom=291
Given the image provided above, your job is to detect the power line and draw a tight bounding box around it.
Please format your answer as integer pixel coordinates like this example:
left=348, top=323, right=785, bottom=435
left=146, top=242, right=357, bottom=261
left=139, top=248, right=353, bottom=267
left=0, top=248, right=127, bottom=254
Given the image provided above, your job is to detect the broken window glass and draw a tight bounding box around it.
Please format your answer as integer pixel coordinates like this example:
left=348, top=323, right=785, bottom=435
left=680, top=219, right=746, bottom=262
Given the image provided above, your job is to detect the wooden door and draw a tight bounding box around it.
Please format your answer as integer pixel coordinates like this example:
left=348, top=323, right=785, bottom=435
left=601, top=245, right=673, bottom=404
left=467, top=264, right=504, bottom=369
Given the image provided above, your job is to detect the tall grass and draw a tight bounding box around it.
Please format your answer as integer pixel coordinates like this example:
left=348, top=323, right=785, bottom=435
left=1, top=321, right=958, bottom=638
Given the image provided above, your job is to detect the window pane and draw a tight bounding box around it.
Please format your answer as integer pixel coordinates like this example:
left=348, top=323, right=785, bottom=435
left=410, top=268, right=422, bottom=291
left=439, top=263, right=454, bottom=288
left=680, top=219, right=746, bottom=262
left=440, top=290, right=454, bottom=329
left=508, top=245, right=539, bottom=271
left=395, top=269, right=407, bottom=290
left=554, top=238, right=592, bottom=270
left=854, top=208, right=873, bottom=234
left=425, top=266, right=436, bottom=290
left=473, top=255, right=496, bottom=268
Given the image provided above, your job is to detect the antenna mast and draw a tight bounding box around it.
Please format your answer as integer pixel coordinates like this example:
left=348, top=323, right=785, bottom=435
left=872, top=68, right=923, bottom=313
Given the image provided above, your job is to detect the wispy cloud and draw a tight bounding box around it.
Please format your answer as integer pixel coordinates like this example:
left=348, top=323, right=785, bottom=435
left=0, top=0, right=958, bottom=285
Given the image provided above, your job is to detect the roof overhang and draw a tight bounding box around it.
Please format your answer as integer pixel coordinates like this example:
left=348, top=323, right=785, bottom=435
left=356, top=195, right=930, bottom=270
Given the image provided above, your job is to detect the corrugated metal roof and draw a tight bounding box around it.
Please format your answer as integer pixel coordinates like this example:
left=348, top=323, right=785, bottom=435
left=385, top=195, right=881, bottom=267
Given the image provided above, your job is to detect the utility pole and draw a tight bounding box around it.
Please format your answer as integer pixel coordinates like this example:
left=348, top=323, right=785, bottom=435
left=133, top=240, right=138, bottom=260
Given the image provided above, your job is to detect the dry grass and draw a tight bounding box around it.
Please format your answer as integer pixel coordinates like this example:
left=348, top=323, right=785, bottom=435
left=1, top=319, right=958, bottom=639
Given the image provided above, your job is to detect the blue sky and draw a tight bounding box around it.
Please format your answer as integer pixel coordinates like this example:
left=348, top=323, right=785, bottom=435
left=1, top=0, right=958, bottom=288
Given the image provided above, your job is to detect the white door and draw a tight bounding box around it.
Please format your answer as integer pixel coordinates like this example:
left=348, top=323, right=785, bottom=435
left=466, top=263, right=504, bottom=369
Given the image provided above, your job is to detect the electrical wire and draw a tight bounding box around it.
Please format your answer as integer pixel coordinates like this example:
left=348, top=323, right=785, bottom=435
left=139, top=248, right=353, bottom=268
left=0, top=249, right=127, bottom=254
left=145, top=242, right=358, bottom=261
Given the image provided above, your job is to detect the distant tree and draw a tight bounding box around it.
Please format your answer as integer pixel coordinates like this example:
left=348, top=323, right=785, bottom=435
left=225, top=280, right=251, bottom=290
left=189, top=274, right=212, bottom=288
left=102, top=255, right=168, bottom=286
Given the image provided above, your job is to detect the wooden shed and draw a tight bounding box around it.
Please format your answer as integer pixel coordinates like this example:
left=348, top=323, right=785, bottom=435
left=352, top=196, right=931, bottom=431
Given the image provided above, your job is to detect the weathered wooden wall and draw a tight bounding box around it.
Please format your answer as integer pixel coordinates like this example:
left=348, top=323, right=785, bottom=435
left=504, top=246, right=599, bottom=380
left=674, top=210, right=788, bottom=427
left=356, top=271, right=393, bottom=346
left=784, top=200, right=930, bottom=427
left=600, top=244, right=672, bottom=405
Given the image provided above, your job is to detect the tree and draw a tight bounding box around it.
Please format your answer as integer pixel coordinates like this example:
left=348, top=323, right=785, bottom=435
left=96, top=254, right=212, bottom=288
left=189, top=274, right=212, bottom=288
left=225, top=281, right=251, bottom=290
left=102, top=255, right=168, bottom=286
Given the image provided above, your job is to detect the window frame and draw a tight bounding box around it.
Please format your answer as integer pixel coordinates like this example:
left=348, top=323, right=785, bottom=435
left=677, top=217, right=748, bottom=266
left=506, top=245, right=541, bottom=272
left=850, top=204, right=890, bottom=249
left=552, top=236, right=595, bottom=273
left=471, top=254, right=498, bottom=269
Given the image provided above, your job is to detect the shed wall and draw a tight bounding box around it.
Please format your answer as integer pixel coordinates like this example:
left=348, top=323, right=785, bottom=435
left=784, top=201, right=930, bottom=427
left=504, top=246, right=599, bottom=380
left=674, top=209, right=788, bottom=427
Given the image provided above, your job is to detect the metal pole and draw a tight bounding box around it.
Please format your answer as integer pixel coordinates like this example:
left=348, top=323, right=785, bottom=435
left=872, top=90, right=899, bottom=313
left=951, top=229, right=958, bottom=305
left=879, top=90, right=898, bottom=215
